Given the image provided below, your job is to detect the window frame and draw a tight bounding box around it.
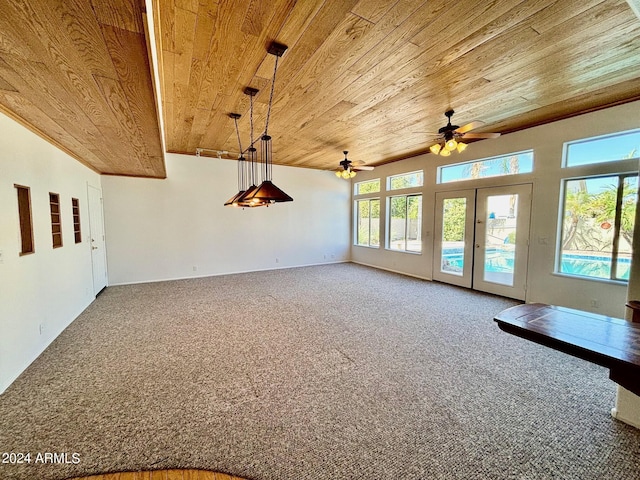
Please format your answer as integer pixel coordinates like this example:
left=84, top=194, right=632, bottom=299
left=556, top=172, right=638, bottom=283
left=354, top=178, right=381, bottom=195
left=563, top=129, right=640, bottom=168
left=437, top=150, right=534, bottom=184
left=386, top=193, right=423, bottom=253
left=354, top=197, right=380, bottom=248
left=387, top=170, right=424, bottom=191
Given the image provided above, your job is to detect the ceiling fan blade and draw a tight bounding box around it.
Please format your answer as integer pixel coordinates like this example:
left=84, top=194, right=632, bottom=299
left=461, top=132, right=501, bottom=139
left=355, top=166, right=375, bottom=171
left=455, top=120, right=484, bottom=134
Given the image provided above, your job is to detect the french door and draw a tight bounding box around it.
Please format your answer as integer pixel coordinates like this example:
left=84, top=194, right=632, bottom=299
left=433, top=184, right=532, bottom=300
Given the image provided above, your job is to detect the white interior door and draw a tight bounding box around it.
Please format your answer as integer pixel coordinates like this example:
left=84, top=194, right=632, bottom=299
left=473, top=184, right=531, bottom=300
left=433, top=190, right=476, bottom=288
left=88, top=184, right=107, bottom=295
left=433, top=184, right=532, bottom=300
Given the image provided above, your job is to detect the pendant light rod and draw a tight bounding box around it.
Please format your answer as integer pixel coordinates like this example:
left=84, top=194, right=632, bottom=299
left=223, top=112, right=246, bottom=207
left=229, top=113, right=246, bottom=193
left=244, top=87, right=259, bottom=188
left=229, top=113, right=242, bottom=154
left=263, top=42, right=287, bottom=137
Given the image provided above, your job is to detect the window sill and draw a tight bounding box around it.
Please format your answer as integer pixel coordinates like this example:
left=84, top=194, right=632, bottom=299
left=551, top=271, right=628, bottom=286
left=385, top=248, right=422, bottom=255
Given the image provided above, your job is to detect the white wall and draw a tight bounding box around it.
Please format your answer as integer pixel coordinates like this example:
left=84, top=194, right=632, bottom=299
left=352, top=101, right=640, bottom=318
left=0, top=112, right=100, bottom=394
left=102, top=152, right=351, bottom=285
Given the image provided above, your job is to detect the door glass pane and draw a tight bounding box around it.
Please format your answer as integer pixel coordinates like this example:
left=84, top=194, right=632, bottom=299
left=483, top=194, right=518, bottom=286
left=441, top=197, right=466, bottom=275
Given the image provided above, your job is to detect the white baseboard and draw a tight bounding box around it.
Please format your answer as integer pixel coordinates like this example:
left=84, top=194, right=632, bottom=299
left=350, top=260, right=432, bottom=281
left=108, top=260, right=349, bottom=286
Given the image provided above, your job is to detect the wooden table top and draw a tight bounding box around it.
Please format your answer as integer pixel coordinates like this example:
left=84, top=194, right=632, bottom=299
left=494, top=303, right=640, bottom=370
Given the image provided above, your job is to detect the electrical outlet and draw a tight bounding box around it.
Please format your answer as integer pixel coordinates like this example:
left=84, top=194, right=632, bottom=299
left=590, top=299, right=599, bottom=308
left=39, top=323, right=44, bottom=335
left=192, top=266, right=198, bottom=272
left=275, top=258, right=280, bottom=263
left=0, top=249, right=3, bottom=264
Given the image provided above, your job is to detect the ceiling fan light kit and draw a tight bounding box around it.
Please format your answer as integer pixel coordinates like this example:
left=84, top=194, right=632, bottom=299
left=224, top=43, right=292, bottom=208
left=428, top=109, right=499, bottom=157
left=335, top=150, right=373, bottom=180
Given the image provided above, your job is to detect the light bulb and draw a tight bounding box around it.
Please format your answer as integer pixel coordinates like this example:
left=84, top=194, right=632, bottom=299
left=349, top=171, right=357, bottom=178
left=336, top=170, right=342, bottom=177
left=457, top=142, right=467, bottom=153
left=439, top=148, right=451, bottom=156
left=429, top=144, right=441, bottom=155
left=445, top=138, right=457, bottom=151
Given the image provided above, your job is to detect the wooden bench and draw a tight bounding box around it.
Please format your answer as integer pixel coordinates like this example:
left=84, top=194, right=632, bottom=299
left=494, top=303, right=640, bottom=396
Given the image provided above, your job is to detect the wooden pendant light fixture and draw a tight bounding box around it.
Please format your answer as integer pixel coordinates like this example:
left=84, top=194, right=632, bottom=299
left=224, top=43, right=292, bottom=208
left=236, top=42, right=292, bottom=206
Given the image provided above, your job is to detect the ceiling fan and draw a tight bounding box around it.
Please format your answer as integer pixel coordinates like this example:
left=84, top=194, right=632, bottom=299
left=423, top=110, right=501, bottom=156
left=335, top=151, right=374, bottom=179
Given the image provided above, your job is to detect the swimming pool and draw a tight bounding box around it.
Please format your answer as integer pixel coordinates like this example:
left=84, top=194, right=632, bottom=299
left=441, top=248, right=631, bottom=280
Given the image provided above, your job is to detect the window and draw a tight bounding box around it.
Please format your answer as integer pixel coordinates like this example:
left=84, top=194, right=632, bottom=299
left=72, top=198, right=81, bottom=243
left=388, top=194, right=422, bottom=252
left=388, top=171, right=423, bottom=190
left=558, top=174, right=637, bottom=281
left=15, top=184, right=34, bottom=255
left=355, top=179, right=380, bottom=195
left=49, top=192, right=63, bottom=248
left=355, top=198, right=380, bottom=247
left=438, top=150, right=533, bottom=184
left=564, top=130, right=640, bottom=167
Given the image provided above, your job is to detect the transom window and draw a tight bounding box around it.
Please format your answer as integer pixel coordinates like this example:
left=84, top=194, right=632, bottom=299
left=558, top=173, right=638, bottom=282
left=354, top=179, right=380, bottom=195
left=387, top=194, right=422, bottom=253
left=564, top=130, right=640, bottom=167
left=388, top=171, right=423, bottom=190
left=438, top=150, right=533, bottom=184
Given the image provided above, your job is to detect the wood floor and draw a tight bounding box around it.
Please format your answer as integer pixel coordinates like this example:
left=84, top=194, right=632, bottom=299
left=68, top=469, right=248, bottom=480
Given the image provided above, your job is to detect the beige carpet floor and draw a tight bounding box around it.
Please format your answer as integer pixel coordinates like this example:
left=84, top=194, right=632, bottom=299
left=1, top=263, right=639, bottom=480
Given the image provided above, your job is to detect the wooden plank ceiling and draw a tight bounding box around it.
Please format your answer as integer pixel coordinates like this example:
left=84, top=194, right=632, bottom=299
left=2, top=1, right=640, bottom=177
left=0, top=0, right=165, bottom=178
left=157, top=0, right=640, bottom=171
